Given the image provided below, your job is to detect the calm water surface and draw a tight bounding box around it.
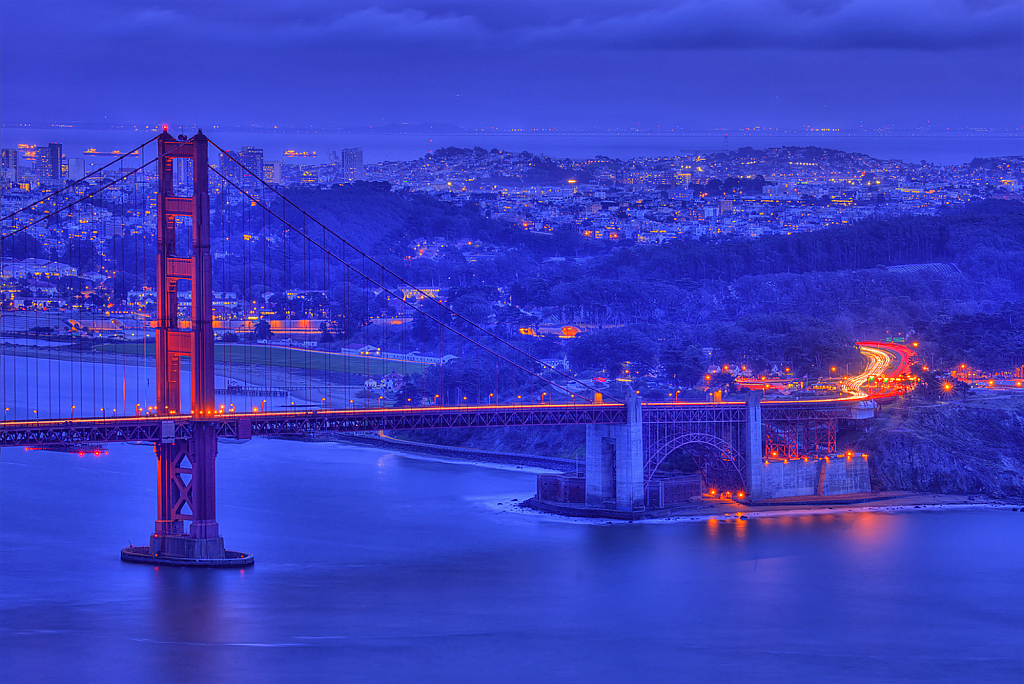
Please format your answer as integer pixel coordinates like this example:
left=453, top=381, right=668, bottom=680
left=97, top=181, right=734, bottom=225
left=1, top=438, right=1022, bottom=683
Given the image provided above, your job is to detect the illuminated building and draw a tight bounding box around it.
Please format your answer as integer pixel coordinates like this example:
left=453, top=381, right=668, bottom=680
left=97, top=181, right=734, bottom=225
left=36, top=142, right=63, bottom=181
left=236, top=146, right=264, bottom=187
left=1, top=149, right=17, bottom=183
left=341, top=148, right=365, bottom=182
left=218, top=149, right=237, bottom=183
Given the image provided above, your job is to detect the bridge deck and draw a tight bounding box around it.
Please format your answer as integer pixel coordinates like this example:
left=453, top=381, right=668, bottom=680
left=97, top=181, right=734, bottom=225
left=0, top=397, right=871, bottom=449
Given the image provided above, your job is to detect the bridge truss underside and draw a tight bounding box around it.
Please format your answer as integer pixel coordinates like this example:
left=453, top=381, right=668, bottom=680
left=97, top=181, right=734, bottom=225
left=762, top=407, right=841, bottom=461
left=0, top=404, right=629, bottom=449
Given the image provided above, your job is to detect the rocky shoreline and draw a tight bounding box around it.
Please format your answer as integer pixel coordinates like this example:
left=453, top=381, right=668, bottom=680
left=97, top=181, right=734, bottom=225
left=506, top=493, right=1023, bottom=524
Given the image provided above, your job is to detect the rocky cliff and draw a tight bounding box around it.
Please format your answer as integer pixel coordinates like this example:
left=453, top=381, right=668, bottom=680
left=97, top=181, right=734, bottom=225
left=861, top=396, right=1024, bottom=499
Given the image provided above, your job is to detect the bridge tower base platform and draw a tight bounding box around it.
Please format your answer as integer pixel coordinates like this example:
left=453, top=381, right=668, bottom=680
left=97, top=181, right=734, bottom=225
left=121, top=544, right=253, bottom=568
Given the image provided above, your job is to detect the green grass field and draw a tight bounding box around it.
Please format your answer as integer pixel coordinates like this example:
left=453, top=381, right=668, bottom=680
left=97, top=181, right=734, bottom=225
left=95, top=343, right=431, bottom=377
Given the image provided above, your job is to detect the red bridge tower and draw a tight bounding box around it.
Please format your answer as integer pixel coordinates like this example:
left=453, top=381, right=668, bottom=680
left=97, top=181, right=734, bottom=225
left=121, top=130, right=252, bottom=566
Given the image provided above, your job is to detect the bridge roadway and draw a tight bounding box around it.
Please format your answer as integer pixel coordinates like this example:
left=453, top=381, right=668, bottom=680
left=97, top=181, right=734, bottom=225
left=0, top=395, right=869, bottom=449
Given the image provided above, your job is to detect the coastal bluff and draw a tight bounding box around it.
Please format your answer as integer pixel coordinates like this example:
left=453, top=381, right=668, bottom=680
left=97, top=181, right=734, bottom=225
left=863, top=396, right=1024, bottom=498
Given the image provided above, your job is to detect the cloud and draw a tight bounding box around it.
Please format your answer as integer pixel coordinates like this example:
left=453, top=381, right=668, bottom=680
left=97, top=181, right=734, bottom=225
left=17, top=0, right=1023, bottom=52
left=516, top=0, right=1024, bottom=51
left=90, top=2, right=483, bottom=46
left=272, top=7, right=484, bottom=45
left=1, top=0, right=1018, bottom=129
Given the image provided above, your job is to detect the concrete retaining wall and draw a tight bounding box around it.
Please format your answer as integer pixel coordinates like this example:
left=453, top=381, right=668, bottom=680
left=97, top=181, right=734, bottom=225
left=537, top=474, right=586, bottom=503
left=822, top=456, right=871, bottom=496
left=755, top=455, right=870, bottom=500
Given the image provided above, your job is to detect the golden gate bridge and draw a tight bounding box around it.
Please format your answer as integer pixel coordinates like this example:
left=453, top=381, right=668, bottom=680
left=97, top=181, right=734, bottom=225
left=0, top=129, right=881, bottom=566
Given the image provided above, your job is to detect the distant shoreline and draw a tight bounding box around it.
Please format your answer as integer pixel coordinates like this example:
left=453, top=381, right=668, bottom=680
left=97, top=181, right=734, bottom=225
left=3, top=126, right=1021, bottom=165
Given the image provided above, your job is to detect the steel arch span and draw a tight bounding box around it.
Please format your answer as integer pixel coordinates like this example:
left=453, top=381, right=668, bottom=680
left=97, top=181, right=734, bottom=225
left=645, top=431, right=746, bottom=492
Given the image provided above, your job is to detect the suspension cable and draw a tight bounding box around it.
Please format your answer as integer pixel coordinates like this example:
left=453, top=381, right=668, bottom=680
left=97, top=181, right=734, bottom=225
left=1, top=138, right=193, bottom=243
left=208, top=140, right=612, bottom=402
left=209, top=165, right=595, bottom=402
left=0, top=134, right=160, bottom=226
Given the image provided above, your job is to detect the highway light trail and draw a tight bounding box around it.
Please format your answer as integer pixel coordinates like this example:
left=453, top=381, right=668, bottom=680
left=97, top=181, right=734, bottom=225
left=845, top=341, right=914, bottom=399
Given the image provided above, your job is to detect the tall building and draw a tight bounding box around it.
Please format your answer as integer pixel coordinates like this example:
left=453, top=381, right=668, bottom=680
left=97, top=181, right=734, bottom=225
left=236, top=146, right=264, bottom=186
left=1, top=149, right=18, bottom=183
left=36, top=142, right=63, bottom=181
left=68, top=158, right=87, bottom=181
left=340, top=148, right=365, bottom=182
left=218, top=150, right=239, bottom=186
left=262, top=161, right=282, bottom=184
left=218, top=146, right=264, bottom=188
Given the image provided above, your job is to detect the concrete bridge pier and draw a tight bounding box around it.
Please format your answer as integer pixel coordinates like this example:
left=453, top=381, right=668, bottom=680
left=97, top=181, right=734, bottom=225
left=744, top=391, right=764, bottom=501
left=586, top=395, right=643, bottom=511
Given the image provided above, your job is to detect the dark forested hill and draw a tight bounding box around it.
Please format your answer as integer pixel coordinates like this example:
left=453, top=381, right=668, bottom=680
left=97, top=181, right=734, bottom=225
left=599, top=200, right=1024, bottom=287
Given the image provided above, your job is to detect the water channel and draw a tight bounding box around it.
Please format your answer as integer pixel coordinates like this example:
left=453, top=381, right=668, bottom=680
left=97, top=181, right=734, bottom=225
left=2, top=434, right=1022, bottom=683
